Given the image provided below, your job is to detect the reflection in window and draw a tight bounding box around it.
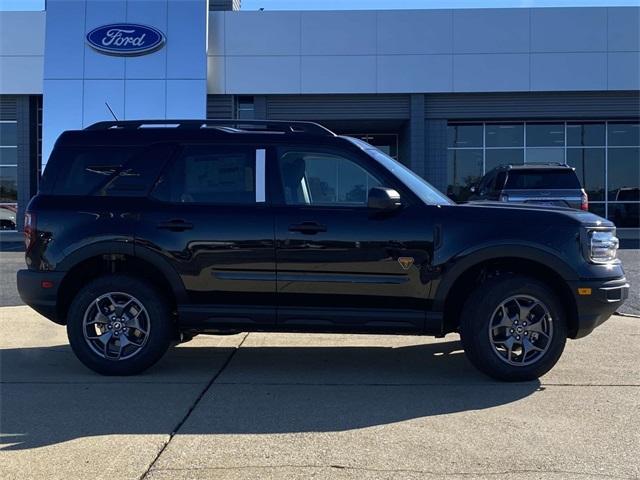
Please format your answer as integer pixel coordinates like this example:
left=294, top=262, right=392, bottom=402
left=446, top=121, right=640, bottom=226
left=485, top=124, right=523, bottom=147
left=567, top=148, right=605, bottom=201
left=526, top=148, right=564, bottom=164
left=609, top=203, right=640, bottom=228
left=608, top=122, right=639, bottom=147
left=153, top=146, right=256, bottom=204
left=448, top=124, right=483, bottom=147
left=447, top=149, right=482, bottom=202
left=526, top=123, right=564, bottom=146
left=0, top=120, right=18, bottom=231
left=279, top=151, right=381, bottom=206
left=608, top=148, right=640, bottom=201
left=567, top=123, right=605, bottom=146
left=485, top=149, right=524, bottom=172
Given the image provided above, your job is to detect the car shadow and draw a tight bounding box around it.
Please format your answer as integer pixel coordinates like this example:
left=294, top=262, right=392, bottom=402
left=0, top=340, right=541, bottom=450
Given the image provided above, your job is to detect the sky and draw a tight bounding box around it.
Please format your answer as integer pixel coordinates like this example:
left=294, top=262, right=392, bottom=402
left=1, top=0, right=639, bottom=10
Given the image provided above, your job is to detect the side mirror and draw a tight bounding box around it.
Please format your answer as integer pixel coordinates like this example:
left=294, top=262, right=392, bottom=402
left=368, top=187, right=402, bottom=212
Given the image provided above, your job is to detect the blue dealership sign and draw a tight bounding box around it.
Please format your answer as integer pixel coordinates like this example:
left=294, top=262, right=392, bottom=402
left=86, top=24, right=166, bottom=56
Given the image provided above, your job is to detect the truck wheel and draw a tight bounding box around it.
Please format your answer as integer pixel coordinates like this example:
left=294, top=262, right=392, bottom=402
left=460, top=275, right=567, bottom=382
left=66, top=274, right=172, bottom=375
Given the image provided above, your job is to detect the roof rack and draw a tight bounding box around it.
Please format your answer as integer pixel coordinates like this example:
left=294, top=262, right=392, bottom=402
left=85, top=119, right=336, bottom=136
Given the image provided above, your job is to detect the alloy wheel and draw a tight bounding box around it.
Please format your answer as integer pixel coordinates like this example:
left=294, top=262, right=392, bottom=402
left=82, top=292, right=150, bottom=361
left=488, top=295, right=553, bottom=366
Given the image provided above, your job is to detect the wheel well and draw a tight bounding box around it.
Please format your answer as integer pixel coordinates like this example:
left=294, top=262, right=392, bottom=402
left=442, top=257, right=578, bottom=337
left=56, top=254, right=177, bottom=324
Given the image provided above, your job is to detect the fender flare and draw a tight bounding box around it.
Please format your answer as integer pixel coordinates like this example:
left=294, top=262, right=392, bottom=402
left=56, top=240, right=188, bottom=304
left=432, top=243, right=578, bottom=312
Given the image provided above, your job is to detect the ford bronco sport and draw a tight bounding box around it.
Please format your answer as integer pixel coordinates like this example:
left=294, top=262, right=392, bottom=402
left=17, top=120, right=629, bottom=381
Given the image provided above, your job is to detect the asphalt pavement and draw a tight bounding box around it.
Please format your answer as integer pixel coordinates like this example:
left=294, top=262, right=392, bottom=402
left=0, top=307, right=638, bottom=479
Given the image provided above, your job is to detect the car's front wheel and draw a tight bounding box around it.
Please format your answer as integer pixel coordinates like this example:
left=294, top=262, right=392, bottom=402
left=460, top=275, right=567, bottom=381
left=66, top=274, right=172, bottom=375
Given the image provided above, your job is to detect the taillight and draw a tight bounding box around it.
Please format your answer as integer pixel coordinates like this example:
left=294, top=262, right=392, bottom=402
left=24, top=212, right=36, bottom=253
left=581, top=190, right=589, bottom=211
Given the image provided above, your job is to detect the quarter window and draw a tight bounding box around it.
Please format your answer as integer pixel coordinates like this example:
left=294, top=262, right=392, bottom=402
left=152, top=146, right=259, bottom=204
left=278, top=149, right=381, bottom=206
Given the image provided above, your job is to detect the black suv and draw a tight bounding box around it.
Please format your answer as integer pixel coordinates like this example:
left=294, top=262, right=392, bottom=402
left=469, top=164, right=588, bottom=210
left=17, top=120, right=629, bottom=381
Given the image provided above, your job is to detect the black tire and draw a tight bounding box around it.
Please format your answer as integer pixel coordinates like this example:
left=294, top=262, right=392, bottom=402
left=66, top=274, right=173, bottom=375
left=460, top=275, right=567, bottom=382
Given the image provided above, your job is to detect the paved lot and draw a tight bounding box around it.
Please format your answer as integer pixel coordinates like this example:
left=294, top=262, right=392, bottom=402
left=1, top=307, right=638, bottom=480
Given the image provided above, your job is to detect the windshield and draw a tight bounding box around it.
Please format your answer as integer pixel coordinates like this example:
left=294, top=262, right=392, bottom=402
left=344, top=137, right=453, bottom=206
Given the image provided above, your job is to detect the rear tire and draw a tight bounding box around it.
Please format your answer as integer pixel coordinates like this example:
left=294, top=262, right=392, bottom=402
left=460, top=275, right=567, bottom=382
left=66, top=274, right=172, bottom=375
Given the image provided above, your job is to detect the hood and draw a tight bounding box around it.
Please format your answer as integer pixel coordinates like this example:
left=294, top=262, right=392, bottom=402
left=459, top=201, right=613, bottom=228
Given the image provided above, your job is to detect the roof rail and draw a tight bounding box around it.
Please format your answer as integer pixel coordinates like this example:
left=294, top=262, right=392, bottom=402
left=85, top=119, right=336, bottom=136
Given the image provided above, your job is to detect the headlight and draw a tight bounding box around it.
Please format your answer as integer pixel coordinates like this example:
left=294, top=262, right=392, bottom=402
left=587, top=229, right=619, bottom=263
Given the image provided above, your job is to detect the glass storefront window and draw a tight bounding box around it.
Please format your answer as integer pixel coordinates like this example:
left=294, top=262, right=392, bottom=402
left=0, top=120, right=18, bottom=231
left=526, top=147, right=564, bottom=164
left=485, top=149, right=524, bottom=172
left=588, top=203, right=606, bottom=218
left=567, top=148, right=605, bottom=201
left=608, top=203, right=640, bottom=228
left=446, top=120, right=639, bottom=229
left=485, top=124, right=523, bottom=147
left=526, top=123, right=565, bottom=146
left=447, top=149, right=482, bottom=202
left=567, top=122, right=605, bottom=147
left=608, top=148, right=640, bottom=201
left=448, top=124, right=483, bottom=148
left=608, top=122, right=640, bottom=146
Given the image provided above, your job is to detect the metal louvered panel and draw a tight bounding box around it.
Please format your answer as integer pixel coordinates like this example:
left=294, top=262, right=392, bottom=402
left=425, top=92, right=640, bottom=120
left=0, top=96, right=18, bottom=120
left=207, top=95, right=234, bottom=119
left=266, top=95, right=410, bottom=120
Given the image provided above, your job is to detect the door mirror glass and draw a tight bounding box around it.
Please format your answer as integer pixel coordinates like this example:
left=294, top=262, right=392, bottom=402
left=368, top=187, right=401, bottom=211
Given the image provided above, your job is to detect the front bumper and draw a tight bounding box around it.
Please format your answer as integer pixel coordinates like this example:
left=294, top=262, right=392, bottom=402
left=17, top=269, right=66, bottom=324
left=569, top=276, right=629, bottom=339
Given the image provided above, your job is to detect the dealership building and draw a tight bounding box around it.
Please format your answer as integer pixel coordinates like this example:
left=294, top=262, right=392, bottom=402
left=0, top=0, right=638, bottom=235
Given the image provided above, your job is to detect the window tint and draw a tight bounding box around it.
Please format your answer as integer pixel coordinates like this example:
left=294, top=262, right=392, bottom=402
left=52, top=147, right=142, bottom=195
left=505, top=170, right=581, bottom=190
left=278, top=149, right=381, bottom=206
left=152, top=145, right=257, bottom=204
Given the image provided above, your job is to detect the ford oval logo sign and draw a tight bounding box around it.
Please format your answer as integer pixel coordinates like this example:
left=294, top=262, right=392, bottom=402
left=86, top=24, right=166, bottom=56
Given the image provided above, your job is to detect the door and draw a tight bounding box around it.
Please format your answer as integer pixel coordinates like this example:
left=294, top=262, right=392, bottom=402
left=136, top=144, right=276, bottom=328
left=273, top=145, right=436, bottom=332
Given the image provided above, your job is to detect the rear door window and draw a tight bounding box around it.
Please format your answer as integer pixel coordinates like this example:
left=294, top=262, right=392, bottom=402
left=151, top=145, right=261, bottom=204
left=505, top=170, right=581, bottom=190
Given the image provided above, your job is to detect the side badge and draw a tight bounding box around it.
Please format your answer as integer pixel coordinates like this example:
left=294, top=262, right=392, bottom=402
left=398, top=257, right=414, bottom=270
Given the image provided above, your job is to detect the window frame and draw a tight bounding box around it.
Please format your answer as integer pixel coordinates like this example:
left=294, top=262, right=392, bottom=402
left=149, top=143, right=267, bottom=207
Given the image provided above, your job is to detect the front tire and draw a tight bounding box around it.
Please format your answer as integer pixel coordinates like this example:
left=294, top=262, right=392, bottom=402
left=66, top=274, right=172, bottom=375
left=460, top=275, right=567, bottom=382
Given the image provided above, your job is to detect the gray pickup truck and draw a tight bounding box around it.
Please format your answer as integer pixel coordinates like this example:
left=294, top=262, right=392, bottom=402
left=469, top=164, right=588, bottom=210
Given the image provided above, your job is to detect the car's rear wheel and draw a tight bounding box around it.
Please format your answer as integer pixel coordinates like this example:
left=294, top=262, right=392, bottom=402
left=67, top=274, right=172, bottom=375
left=460, top=275, right=567, bottom=381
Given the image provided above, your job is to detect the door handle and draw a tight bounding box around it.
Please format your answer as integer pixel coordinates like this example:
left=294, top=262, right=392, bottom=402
left=288, top=222, right=327, bottom=235
left=157, top=219, right=194, bottom=231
